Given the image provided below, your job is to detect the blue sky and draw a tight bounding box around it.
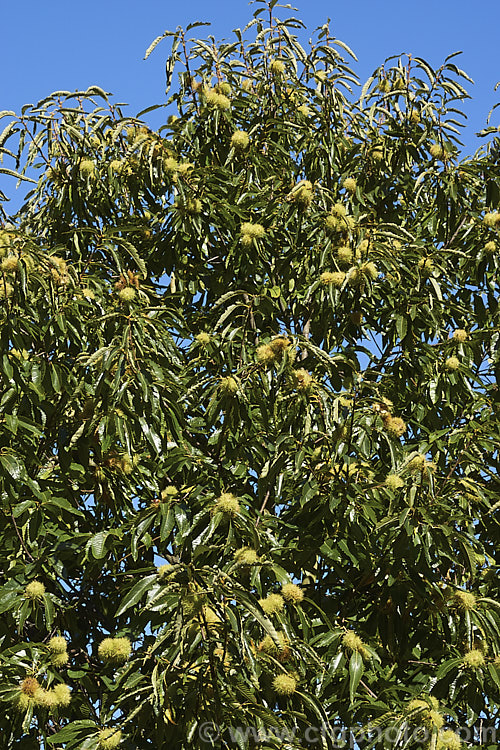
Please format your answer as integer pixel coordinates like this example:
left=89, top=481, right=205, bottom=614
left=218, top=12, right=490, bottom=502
left=1, top=0, right=499, bottom=197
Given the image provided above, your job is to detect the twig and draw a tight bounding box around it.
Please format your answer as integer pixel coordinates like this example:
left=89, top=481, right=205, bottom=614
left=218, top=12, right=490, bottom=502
left=10, top=512, right=35, bottom=562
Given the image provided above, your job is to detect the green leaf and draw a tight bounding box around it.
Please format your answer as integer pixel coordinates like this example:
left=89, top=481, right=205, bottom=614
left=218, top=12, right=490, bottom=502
left=349, top=651, right=364, bottom=704
left=89, top=531, right=110, bottom=559
left=47, top=720, right=97, bottom=744
left=160, top=506, right=175, bottom=542
left=0, top=454, right=26, bottom=480
left=144, top=30, right=176, bottom=60
left=115, top=575, right=157, bottom=616
left=43, top=594, right=55, bottom=628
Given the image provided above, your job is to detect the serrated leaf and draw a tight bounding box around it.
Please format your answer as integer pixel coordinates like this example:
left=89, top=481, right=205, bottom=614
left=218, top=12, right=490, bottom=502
left=47, top=720, right=97, bottom=744
left=115, top=575, right=157, bottom=617
left=89, top=531, right=109, bottom=559
left=349, top=650, right=364, bottom=704
left=144, top=30, right=176, bottom=60
left=0, top=454, right=26, bottom=480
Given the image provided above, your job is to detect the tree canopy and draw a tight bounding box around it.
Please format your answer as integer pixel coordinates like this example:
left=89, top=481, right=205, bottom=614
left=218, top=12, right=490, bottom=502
left=1, top=3, right=500, bottom=748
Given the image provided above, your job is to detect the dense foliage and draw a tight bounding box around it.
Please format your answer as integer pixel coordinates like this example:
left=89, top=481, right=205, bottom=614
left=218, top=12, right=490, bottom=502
left=1, top=3, right=500, bottom=748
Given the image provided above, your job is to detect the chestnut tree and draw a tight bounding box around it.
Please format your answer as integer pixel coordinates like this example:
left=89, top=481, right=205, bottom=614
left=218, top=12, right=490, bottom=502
left=1, top=3, right=500, bottom=748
